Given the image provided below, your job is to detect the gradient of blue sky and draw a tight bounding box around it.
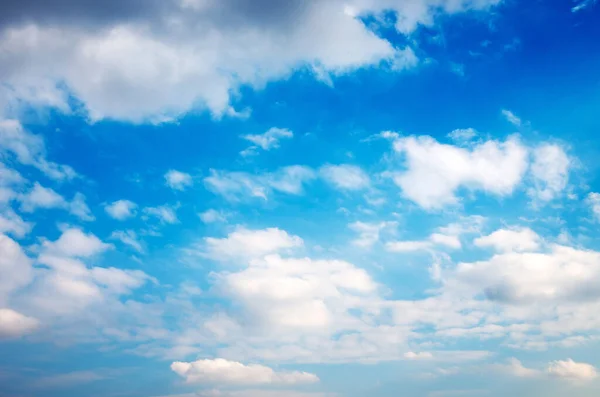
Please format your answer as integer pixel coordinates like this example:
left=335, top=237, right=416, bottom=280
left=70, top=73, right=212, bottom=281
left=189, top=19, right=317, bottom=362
left=1, top=1, right=600, bottom=397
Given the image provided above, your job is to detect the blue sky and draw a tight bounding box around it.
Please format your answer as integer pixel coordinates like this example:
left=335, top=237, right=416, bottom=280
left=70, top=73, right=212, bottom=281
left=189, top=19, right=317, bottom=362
left=1, top=0, right=600, bottom=396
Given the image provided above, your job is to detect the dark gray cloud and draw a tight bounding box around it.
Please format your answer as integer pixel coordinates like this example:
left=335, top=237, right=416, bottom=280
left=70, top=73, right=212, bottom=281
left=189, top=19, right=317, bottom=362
left=0, top=0, right=170, bottom=29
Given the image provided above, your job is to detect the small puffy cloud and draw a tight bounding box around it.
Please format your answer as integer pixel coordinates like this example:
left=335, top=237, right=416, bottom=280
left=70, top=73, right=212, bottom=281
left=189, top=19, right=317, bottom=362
left=586, top=192, right=600, bottom=221
left=0, top=308, right=39, bottom=339
left=19, top=182, right=67, bottom=212
left=165, top=170, right=193, bottom=191
left=547, top=359, right=597, bottom=383
left=447, top=128, right=477, bottom=143
left=143, top=204, right=178, bottom=224
left=391, top=136, right=528, bottom=209
left=171, top=358, right=319, bottom=385
left=42, top=228, right=112, bottom=258
left=320, top=164, right=370, bottom=191
left=110, top=230, right=144, bottom=253
left=474, top=227, right=541, bottom=253
left=528, top=144, right=570, bottom=202
left=202, top=227, right=303, bottom=261
left=241, top=127, right=293, bottom=156
left=104, top=199, right=137, bottom=220
left=501, top=109, right=522, bottom=127
left=349, top=221, right=396, bottom=248
left=199, top=209, right=227, bottom=224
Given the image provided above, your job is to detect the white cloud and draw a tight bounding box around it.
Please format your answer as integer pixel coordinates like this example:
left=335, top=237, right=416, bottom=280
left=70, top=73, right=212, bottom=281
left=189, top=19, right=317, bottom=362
left=42, top=228, right=113, bottom=257
left=143, top=204, right=178, bottom=224
left=201, top=227, right=303, bottom=261
left=19, top=184, right=94, bottom=220
left=501, top=109, right=522, bottom=127
left=572, top=0, right=597, bottom=12
left=447, top=128, right=477, bottom=143
left=214, top=253, right=377, bottom=333
left=19, top=182, right=67, bottom=212
left=104, top=199, right=138, bottom=220
left=390, top=135, right=528, bottom=209
left=588, top=192, right=600, bottom=221
left=171, top=358, right=319, bottom=385
left=241, top=127, right=293, bottom=155
left=0, top=119, right=76, bottom=180
left=0, top=1, right=502, bottom=122
left=547, top=359, right=597, bottom=383
left=320, top=164, right=370, bottom=191
left=111, top=230, right=144, bottom=253
left=21, top=228, right=152, bottom=318
left=474, top=227, right=541, bottom=253
left=165, top=170, right=193, bottom=191
left=528, top=144, right=570, bottom=202
left=0, top=208, right=32, bottom=237
left=199, top=209, right=228, bottom=224
left=205, top=166, right=316, bottom=201
left=0, top=234, right=33, bottom=305
left=492, top=358, right=541, bottom=378
left=349, top=221, right=396, bottom=248
left=69, top=192, right=95, bottom=221
left=0, top=308, right=39, bottom=339
left=446, top=244, right=600, bottom=305
left=386, top=217, right=484, bottom=252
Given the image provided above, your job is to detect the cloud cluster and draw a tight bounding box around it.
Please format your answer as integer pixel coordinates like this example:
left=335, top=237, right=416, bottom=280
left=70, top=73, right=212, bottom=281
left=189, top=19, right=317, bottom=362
left=388, top=134, right=570, bottom=209
left=0, top=0, right=502, bottom=122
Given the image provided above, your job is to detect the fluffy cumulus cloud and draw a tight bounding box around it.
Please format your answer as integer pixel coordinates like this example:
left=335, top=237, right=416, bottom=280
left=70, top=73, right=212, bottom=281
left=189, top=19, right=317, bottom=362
left=0, top=308, right=39, bottom=339
left=547, top=359, right=597, bottom=383
left=387, top=134, right=572, bottom=209
left=214, top=253, right=378, bottom=334
left=200, top=227, right=304, bottom=261
left=390, top=135, right=529, bottom=209
left=104, top=199, right=138, bottom=220
left=473, top=227, right=541, bottom=253
left=165, top=170, right=193, bottom=191
left=0, top=0, right=502, bottom=122
left=171, top=358, right=319, bottom=385
left=446, top=241, right=600, bottom=305
left=0, top=228, right=153, bottom=341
